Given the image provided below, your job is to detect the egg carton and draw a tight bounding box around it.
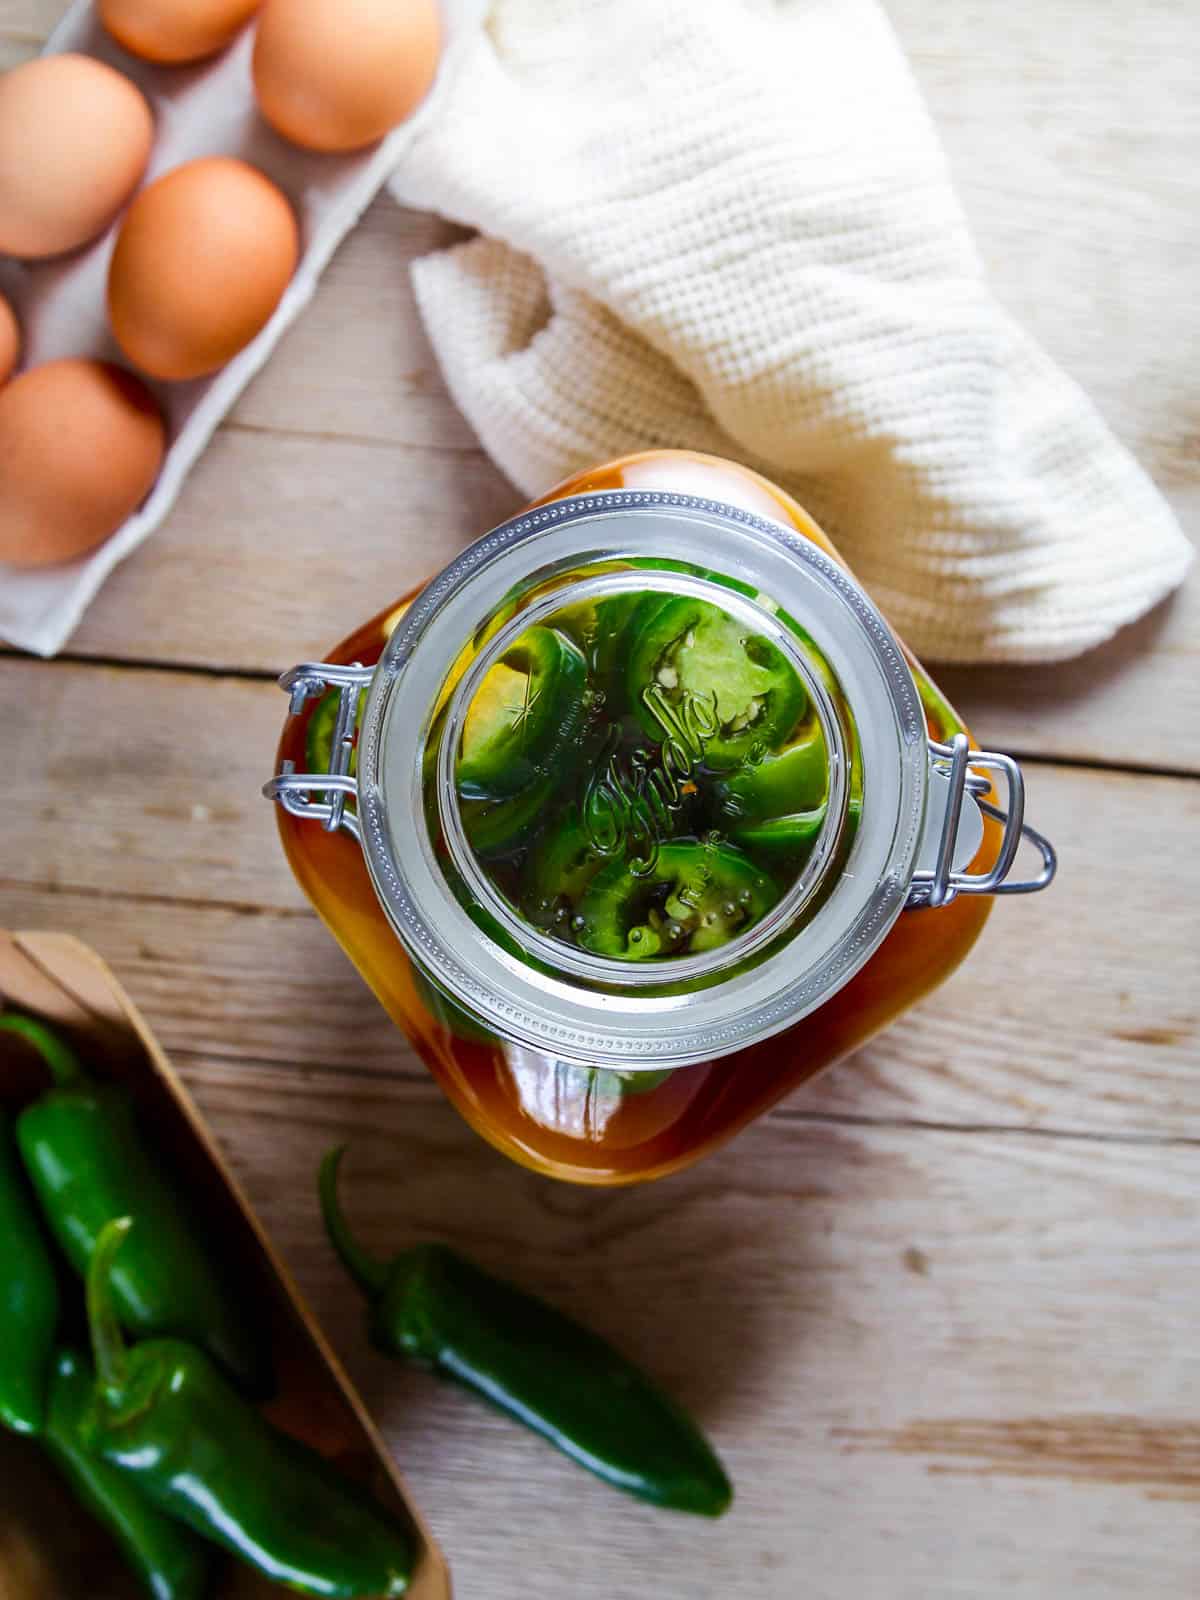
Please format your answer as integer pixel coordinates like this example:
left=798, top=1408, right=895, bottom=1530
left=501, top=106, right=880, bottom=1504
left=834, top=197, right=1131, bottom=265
left=0, top=0, right=479, bottom=658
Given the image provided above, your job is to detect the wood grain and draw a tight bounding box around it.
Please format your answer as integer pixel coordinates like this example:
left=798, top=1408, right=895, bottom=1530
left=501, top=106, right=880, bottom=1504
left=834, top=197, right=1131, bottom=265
left=2, top=868, right=1197, bottom=1140
left=835, top=1416, right=1200, bottom=1494
left=1, top=660, right=1196, bottom=1139
left=3, top=658, right=301, bottom=909
left=174, top=1055, right=1200, bottom=1600
left=0, top=881, right=421, bottom=1077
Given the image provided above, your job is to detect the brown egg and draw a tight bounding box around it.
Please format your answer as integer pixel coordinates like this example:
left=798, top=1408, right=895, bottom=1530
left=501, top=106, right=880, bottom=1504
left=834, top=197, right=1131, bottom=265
left=0, top=359, right=165, bottom=568
left=253, top=0, right=441, bottom=153
left=0, top=293, right=17, bottom=386
left=0, top=55, right=154, bottom=259
left=108, top=157, right=299, bottom=381
left=100, top=0, right=261, bottom=65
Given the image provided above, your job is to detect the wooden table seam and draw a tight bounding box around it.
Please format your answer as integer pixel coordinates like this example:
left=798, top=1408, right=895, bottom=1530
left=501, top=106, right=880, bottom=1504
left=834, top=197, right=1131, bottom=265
left=169, top=1049, right=1200, bottom=1151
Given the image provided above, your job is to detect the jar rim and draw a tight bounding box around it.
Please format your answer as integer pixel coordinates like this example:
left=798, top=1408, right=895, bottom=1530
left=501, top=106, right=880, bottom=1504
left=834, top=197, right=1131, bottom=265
left=355, top=489, right=927, bottom=1068
left=434, top=567, right=851, bottom=988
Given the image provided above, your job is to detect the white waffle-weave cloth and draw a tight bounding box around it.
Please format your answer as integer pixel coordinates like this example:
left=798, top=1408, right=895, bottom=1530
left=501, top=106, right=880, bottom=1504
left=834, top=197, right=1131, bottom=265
left=389, top=0, right=1191, bottom=663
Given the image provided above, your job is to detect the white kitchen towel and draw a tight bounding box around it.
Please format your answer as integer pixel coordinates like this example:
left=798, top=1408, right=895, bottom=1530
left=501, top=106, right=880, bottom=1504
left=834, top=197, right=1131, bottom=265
left=390, top=0, right=1192, bottom=664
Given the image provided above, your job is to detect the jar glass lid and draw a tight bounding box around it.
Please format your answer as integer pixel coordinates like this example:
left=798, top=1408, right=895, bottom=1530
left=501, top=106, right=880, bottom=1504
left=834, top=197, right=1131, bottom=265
left=355, top=490, right=927, bottom=1067
left=432, top=566, right=854, bottom=988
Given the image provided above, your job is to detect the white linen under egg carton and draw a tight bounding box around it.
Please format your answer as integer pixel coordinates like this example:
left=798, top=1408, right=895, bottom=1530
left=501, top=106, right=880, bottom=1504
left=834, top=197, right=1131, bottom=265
left=0, top=0, right=480, bottom=657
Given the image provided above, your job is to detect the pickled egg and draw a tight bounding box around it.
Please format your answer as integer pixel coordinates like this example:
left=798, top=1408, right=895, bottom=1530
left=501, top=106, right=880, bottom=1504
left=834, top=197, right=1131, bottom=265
left=107, top=157, right=299, bottom=381
left=0, top=360, right=165, bottom=568
left=0, top=294, right=17, bottom=386
left=0, top=55, right=154, bottom=259
left=100, top=0, right=261, bottom=65
left=253, top=0, right=441, bottom=153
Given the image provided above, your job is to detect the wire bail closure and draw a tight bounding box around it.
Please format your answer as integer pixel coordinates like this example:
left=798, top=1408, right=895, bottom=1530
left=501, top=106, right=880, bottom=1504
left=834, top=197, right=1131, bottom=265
left=906, top=734, right=1058, bottom=910
left=265, top=672, right=1058, bottom=914
left=262, top=663, right=373, bottom=844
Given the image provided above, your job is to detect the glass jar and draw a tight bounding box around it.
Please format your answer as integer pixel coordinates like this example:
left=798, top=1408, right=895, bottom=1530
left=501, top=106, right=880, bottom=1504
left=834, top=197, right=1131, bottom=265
left=265, top=451, right=1055, bottom=1185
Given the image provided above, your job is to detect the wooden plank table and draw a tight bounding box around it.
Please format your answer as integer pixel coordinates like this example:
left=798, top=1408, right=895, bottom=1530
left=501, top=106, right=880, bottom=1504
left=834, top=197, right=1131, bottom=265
left=3, top=3, right=1198, bottom=1595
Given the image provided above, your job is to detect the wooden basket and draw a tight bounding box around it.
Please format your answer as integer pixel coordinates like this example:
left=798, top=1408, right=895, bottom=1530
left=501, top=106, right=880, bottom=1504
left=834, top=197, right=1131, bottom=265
left=0, top=929, right=451, bottom=1600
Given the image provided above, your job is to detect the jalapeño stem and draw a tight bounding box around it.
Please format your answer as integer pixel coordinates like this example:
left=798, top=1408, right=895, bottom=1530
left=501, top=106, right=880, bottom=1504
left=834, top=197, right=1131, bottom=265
left=318, top=1147, right=389, bottom=1296
left=87, top=1216, right=133, bottom=1396
left=0, top=1012, right=87, bottom=1088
